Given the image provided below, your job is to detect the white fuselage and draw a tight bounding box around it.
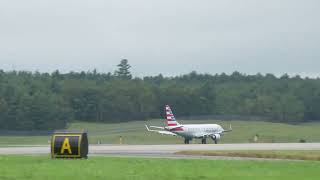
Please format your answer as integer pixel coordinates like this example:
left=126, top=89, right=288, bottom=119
left=170, top=124, right=224, bottom=139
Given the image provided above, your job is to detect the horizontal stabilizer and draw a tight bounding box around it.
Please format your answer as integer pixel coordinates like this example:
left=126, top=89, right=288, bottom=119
left=150, top=126, right=165, bottom=130
left=145, top=125, right=177, bottom=136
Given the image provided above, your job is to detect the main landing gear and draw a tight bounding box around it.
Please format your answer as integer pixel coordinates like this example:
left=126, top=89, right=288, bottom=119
left=201, top=138, right=218, bottom=144
left=184, top=138, right=191, bottom=144
left=201, top=138, right=207, bottom=144
left=184, top=138, right=217, bottom=144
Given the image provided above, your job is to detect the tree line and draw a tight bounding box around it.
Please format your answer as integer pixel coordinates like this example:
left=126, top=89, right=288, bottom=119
left=0, top=60, right=320, bottom=130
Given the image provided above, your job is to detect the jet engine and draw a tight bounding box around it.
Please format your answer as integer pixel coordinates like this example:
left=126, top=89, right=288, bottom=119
left=210, top=134, right=221, bottom=144
left=211, top=134, right=221, bottom=140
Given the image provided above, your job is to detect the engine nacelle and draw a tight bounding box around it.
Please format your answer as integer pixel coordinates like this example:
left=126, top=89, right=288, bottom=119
left=211, top=134, right=221, bottom=140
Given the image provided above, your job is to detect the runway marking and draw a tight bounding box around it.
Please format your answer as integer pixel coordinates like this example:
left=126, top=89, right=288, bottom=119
left=0, top=143, right=320, bottom=160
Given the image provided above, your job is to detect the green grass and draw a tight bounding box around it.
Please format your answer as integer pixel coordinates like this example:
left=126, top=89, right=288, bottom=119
left=1, top=119, right=320, bottom=145
left=0, top=156, right=320, bottom=180
left=0, top=136, right=50, bottom=146
left=176, top=150, right=320, bottom=161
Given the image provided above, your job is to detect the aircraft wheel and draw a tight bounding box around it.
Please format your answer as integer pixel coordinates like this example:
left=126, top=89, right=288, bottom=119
left=184, top=139, right=190, bottom=144
left=214, top=139, right=218, bottom=144
left=201, top=138, right=207, bottom=144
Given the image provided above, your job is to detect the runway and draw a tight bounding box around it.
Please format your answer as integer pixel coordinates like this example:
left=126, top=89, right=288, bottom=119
left=1, top=143, right=320, bottom=159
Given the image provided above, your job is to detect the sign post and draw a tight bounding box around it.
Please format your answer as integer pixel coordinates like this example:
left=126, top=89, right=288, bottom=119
left=51, top=131, right=88, bottom=159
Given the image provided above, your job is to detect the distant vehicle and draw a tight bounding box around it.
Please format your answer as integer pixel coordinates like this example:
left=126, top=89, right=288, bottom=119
left=145, top=105, right=232, bottom=144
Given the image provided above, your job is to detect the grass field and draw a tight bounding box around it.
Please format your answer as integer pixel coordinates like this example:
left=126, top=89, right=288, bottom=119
left=176, top=150, right=320, bottom=161
left=0, top=155, right=319, bottom=180
left=1, top=119, right=320, bottom=145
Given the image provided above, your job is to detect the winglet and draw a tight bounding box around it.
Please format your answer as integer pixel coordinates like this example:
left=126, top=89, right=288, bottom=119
left=223, top=124, right=232, bottom=132
left=145, top=124, right=150, bottom=131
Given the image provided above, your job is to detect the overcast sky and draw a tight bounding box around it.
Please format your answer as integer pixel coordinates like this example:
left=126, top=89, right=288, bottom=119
left=0, top=0, right=319, bottom=77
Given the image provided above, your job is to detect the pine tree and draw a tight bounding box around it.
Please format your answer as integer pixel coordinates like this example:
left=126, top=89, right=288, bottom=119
left=115, top=59, right=132, bottom=79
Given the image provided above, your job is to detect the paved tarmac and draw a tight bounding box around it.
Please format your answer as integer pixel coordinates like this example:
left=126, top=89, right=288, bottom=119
left=1, top=143, right=320, bottom=159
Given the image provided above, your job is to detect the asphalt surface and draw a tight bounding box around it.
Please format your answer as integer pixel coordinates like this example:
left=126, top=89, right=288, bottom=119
left=1, top=143, right=320, bottom=160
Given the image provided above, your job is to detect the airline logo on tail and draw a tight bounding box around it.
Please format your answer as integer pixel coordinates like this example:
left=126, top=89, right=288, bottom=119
left=165, top=105, right=180, bottom=127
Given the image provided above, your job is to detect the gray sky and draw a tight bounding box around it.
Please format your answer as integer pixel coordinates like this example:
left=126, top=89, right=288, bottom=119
left=1, top=0, right=319, bottom=77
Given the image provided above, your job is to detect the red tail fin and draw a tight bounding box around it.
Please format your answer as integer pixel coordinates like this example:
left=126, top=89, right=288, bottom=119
left=165, top=105, right=180, bottom=127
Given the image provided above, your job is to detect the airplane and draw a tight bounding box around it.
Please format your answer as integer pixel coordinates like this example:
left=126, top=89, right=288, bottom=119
left=145, top=105, right=232, bottom=144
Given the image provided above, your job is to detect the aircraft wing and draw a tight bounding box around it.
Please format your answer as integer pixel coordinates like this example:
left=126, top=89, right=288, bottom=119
left=223, top=124, right=233, bottom=132
left=145, top=125, right=177, bottom=136
left=193, top=132, right=214, bottom=138
left=193, top=131, right=225, bottom=138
